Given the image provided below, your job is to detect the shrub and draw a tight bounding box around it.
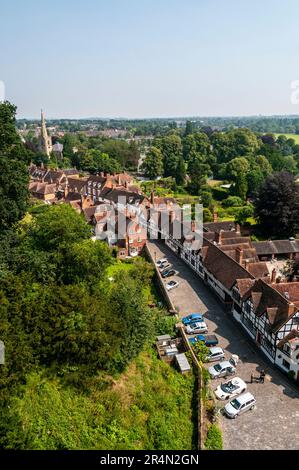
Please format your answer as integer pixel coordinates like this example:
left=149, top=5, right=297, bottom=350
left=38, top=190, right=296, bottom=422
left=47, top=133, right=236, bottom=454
left=212, top=186, right=229, bottom=201
left=204, top=424, right=223, bottom=450
left=222, top=196, right=243, bottom=207
left=200, top=191, right=213, bottom=208
left=203, top=208, right=213, bottom=223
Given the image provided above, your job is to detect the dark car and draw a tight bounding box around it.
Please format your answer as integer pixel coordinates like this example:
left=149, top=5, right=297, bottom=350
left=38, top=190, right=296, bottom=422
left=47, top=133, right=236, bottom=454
left=161, top=269, right=177, bottom=278
left=189, top=334, right=218, bottom=347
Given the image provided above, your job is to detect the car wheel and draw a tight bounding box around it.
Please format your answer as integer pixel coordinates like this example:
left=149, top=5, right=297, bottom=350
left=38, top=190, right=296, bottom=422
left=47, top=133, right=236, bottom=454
left=241, top=389, right=245, bottom=393
left=233, top=414, right=238, bottom=419
left=250, top=405, right=255, bottom=411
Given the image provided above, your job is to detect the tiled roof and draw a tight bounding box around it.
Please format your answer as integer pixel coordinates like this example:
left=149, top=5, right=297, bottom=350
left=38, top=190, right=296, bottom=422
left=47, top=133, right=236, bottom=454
left=235, top=278, right=255, bottom=298
left=253, top=240, right=299, bottom=255
left=246, top=262, right=269, bottom=278
left=244, top=279, right=297, bottom=332
left=271, top=282, right=299, bottom=303
left=203, top=221, right=237, bottom=233
left=202, top=241, right=254, bottom=290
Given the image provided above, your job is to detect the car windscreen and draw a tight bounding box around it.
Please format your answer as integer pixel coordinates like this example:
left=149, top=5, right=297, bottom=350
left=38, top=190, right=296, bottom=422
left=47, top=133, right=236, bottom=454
left=230, top=398, right=241, bottom=410
left=221, top=382, right=236, bottom=393
left=214, top=364, right=222, bottom=372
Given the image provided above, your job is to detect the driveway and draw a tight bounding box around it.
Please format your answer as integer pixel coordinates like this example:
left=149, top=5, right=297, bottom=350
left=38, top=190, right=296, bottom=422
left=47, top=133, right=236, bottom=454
left=147, top=240, right=299, bottom=450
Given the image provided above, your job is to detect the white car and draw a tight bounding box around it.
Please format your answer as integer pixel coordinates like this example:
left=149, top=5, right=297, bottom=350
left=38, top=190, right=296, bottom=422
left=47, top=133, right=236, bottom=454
left=185, top=322, right=208, bottom=334
left=166, top=280, right=179, bottom=291
left=156, top=258, right=167, bottom=267
left=224, top=392, right=256, bottom=419
left=208, top=357, right=238, bottom=379
left=207, top=347, right=225, bottom=362
left=214, top=377, right=247, bottom=401
left=159, top=262, right=172, bottom=272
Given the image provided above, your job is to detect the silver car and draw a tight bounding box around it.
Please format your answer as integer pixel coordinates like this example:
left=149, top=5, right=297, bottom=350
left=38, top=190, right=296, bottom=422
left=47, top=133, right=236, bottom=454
left=224, top=392, right=256, bottom=419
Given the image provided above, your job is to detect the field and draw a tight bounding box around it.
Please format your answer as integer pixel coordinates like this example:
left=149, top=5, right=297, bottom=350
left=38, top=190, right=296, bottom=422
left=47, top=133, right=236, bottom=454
left=274, top=133, right=299, bottom=144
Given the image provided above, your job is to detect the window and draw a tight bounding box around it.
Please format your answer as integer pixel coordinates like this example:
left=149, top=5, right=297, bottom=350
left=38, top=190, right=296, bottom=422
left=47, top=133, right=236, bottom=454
left=282, top=359, right=290, bottom=370
left=283, top=343, right=291, bottom=356
left=245, top=302, right=251, bottom=314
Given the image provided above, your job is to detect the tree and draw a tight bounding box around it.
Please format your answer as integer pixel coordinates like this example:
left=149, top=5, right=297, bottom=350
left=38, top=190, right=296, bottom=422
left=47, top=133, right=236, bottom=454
left=187, top=152, right=211, bottom=195
left=226, top=157, right=250, bottom=200
left=31, top=204, right=91, bottom=252
left=235, top=205, right=254, bottom=225
left=254, top=172, right=299, bottom=237
left=0, top=102, right=29, bottom=230
left=142, top=147, right=163, bottom=179
left=156, top=135, right=182, bottom=178
left=175, top=157, right=186, bottom=186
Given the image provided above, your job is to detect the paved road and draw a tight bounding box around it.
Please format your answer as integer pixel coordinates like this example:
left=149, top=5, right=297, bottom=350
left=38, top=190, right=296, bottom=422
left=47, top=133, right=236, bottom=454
left=148, top=240, right=299, bottom=450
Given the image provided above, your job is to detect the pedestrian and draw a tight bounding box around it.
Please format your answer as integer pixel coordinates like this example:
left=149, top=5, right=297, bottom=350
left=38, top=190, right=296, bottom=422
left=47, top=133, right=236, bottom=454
left=260, top=369, right=265, bottom=384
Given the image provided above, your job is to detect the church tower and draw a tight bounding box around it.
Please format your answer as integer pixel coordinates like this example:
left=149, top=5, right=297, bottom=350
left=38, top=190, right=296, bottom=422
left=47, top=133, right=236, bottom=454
left=40, top=110, right=52, bottom=158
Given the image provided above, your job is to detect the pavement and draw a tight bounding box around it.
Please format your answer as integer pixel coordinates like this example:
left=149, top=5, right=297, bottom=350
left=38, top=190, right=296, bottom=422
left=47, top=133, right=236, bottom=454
left=147, top=240, right=299, bottom=450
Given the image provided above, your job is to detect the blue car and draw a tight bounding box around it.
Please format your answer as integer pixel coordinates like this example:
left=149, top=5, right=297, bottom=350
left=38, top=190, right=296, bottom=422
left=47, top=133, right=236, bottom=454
left=182, top=313, right=204, bottom=325
left=188, top=334, right=205, bottom=346
left=189, top=334, right=219, bottom=347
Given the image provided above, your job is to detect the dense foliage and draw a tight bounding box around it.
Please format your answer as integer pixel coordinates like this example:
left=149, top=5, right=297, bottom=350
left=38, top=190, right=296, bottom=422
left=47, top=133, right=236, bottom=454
left=254, top=172, right=299, bottom=237
left=0, top=102, right=30, bottom=230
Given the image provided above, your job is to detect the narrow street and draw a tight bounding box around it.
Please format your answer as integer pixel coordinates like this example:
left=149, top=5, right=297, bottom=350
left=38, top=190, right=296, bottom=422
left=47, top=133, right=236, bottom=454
left=148, top=240, right=299, bottom=450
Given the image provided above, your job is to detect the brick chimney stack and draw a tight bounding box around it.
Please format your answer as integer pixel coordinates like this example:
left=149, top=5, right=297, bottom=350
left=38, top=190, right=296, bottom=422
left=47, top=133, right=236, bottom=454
left=215, top=229, right=223, bottom=245
left=236, top=246, right=243, bottom=265
left=213, top=210, right=218, bottom=223
left=150, top=191, right=155, bottom=205
left=271, top=268, right=277, bottom=283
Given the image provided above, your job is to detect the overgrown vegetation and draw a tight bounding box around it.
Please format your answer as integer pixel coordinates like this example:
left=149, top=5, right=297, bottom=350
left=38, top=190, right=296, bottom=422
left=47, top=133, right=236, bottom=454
left=204, top=424, right=223, bottom=450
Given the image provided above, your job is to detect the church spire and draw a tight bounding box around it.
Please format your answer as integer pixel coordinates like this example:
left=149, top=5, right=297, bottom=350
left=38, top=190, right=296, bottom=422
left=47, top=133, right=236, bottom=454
left=40, top=109, right=52, bottom=158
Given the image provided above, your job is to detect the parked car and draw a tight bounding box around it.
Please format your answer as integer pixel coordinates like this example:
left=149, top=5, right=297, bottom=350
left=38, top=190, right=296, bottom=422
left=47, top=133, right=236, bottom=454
left=214, top=377, right=247, bottom=401
left=208, top=357, right=238, bottom=379
left=161, top=269, right=178, bottom=279
left=224, top=392, right=256, bottom=419
left=189, top=334, right=218, bottom=347
left=159, top=262, right=171, bottom=272
left=166, top=280, right=180, bottom=291
left=207, top=347, right=225, bottom=362
left=182, top=313, right=204, bottom=325
left=156, top=258, right=167, bottom=267
left=185, top=322, right=208, bottom=335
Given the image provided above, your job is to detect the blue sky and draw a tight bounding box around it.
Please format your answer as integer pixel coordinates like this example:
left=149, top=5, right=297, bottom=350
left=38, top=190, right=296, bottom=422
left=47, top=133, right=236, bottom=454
left=1, top=0, right=299, bottom=118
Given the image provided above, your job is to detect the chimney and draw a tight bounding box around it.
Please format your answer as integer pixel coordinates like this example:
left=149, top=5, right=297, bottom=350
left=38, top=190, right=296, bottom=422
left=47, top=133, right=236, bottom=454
left=236, top=246, right=243, bottom=265
left=169, top=210, right=176, bottom=223
left=271, top=268, right=277, bottom=283
left=100, top=172, right=104, bottom=177
left=235, top=223, right=241, bottom=234
left=64, top=182, right=69, bottom=199
left=191, top=221, right=196, bottom=232
left=215, top=229, right=223, bottom=245
left=150, top=191, right=155, bottom=205
left=213, top=210, right=218, bottom=223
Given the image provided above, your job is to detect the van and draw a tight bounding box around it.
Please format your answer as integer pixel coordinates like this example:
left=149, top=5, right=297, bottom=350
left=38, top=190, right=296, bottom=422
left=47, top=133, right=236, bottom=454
left=224, top=392, right=256, bottom=419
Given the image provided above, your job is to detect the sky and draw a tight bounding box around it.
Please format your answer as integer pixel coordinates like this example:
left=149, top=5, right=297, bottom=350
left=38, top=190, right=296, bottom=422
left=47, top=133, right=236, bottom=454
left=1, top=0, right=299, bottom=119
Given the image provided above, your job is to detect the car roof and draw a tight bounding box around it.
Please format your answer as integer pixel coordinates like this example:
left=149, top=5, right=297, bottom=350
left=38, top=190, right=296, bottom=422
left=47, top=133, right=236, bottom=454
left=218, top=361, right=232, bottom=368
left=230, top=377, right=246, bottom=386
left=192, top=321, right=206, bottom=327
left=234, top=392, right=255, bottom=404
left=209, top=347, right=223, bottom=354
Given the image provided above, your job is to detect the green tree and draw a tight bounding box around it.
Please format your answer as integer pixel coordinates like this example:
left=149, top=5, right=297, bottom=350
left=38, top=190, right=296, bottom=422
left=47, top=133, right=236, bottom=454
left=0, top=102, right=29, bottom=230
left=175, top=157, right=186, bottom=186
left=31, top=204, right=91, bottom=252
left=226, top=157, right=250, bottom=200
left=142, top=147, right=163, bottom=179
left=254, top=172, right=299, bottom=237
